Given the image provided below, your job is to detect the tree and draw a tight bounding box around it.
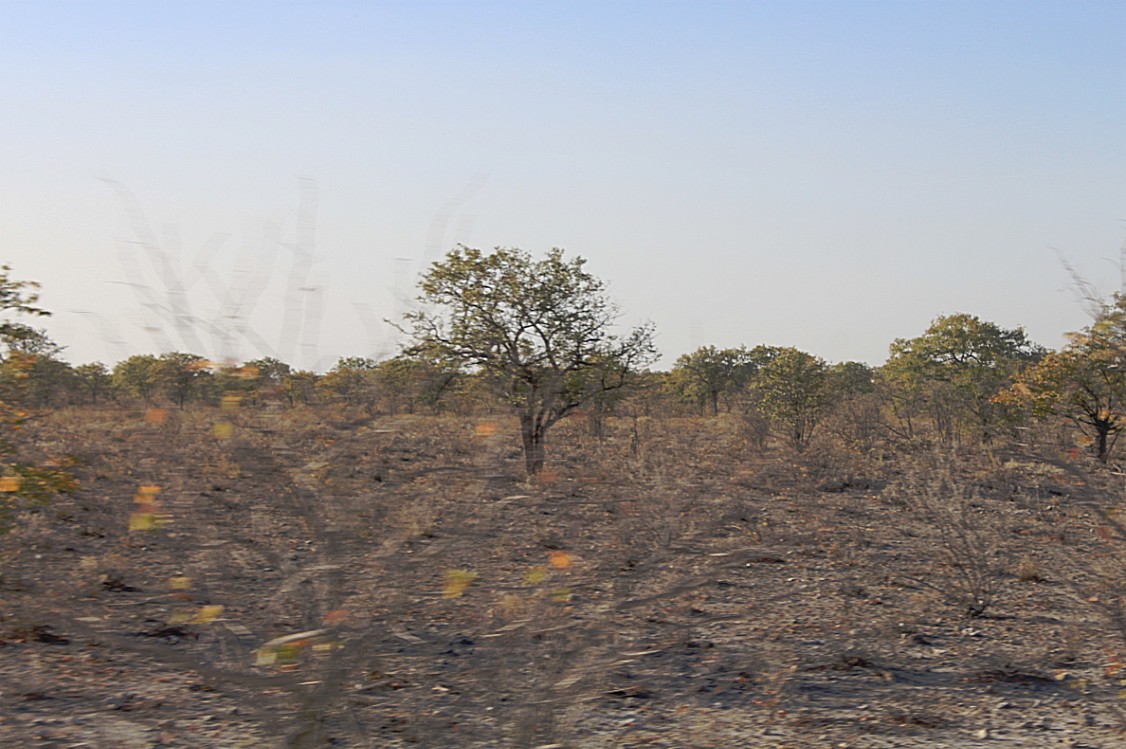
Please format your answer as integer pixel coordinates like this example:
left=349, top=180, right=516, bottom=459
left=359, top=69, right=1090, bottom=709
left=822, top=361, right=883, bottom=452
left=883, top=313, right=1042, bottom=443
left=73, top=362, right=113, bottom=404
left=0, top=329, right=73, bottom=407
left=0, top=266, right=75, bottom=529
left=0, top=280, right=63, bottom=406
left=156, top=352, right=212, bottom=408
left=671, top=346, right=757, bottom=416
left=754, top=347, right=830, bottom=451
left=317, top=356, right=379, bottom=413
left=1002, top=294, right=1126, bottom=461
left=13, top=355, right=75, bottom=407
left=372, top=353, right=461, bottom=415
left=112, top=355, right=162, bottom=404
left=0, top=265, right=50, bottom=354
left=280, top=369, right=319, bottom=406
left=403, top=246, right=657, bottom=475
left=236, top=357, right=294, bottom=405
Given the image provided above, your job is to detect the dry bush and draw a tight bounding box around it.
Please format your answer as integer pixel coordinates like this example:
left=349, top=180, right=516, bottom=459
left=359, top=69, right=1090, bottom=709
left=12, top=403, right=1126, bottom=746
left=888, top=455, right=1010, bottom=619
left=823, top=392, right=886, bottom=455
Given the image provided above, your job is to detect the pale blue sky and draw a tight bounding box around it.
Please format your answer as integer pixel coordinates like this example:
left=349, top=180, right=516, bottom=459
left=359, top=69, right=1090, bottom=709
left=3, top=1, right=1125, bottom=370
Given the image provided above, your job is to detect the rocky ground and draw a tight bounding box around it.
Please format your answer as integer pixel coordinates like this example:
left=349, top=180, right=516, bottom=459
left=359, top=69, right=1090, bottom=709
left=1, top=405, right=1124, bottom=748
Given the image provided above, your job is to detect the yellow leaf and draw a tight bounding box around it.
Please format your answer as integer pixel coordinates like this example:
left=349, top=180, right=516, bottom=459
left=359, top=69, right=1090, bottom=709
left=551, top=587, right=573, bottom=603
left=212, top=421, right=233, bottom=439
left=168, top=576, right=191, bottom=590
left=191, top=605, right=224, bottom=624
left=0, top=476, right=21, bottom=492
left=167, top=611, right=192, bottom=625
left=524, top=566, right=548, bottom=584
left=129, top=512, right=156, bottom=531
left=443, top=569, right=478, bottom=598
left=221, top=394, right=242, bottom=412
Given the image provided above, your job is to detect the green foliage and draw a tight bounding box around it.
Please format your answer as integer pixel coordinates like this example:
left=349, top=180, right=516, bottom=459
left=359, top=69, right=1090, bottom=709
left=372, top=353, right=462, bottom=414
left=883, top=313, right=1042, bottom=443
left=821, top=361, right=883, bottom=452
left=0, top=265, right=50, bottom=354
left=1003, top=294, right=1126, bottom=460
left=317, top=357, right=379, bottom=413
left=0, top=322, right=70, bottom=408
left=9, top=354, right=76, bottom=407
left=245, top=357, right=293, bottom=386
left=111, top=353, right=213, bottom=407
left=754, top=347, right=830, bottom=451
left=280, top=369, right=320, bottom=407
left=403, top=246, right=657, bottom=474
left=0, top=398, right=77, bottom=531
left=156, top=352, right=212, bottom=408
left=0, top=265, right=75, bottom=530
left=72, top=362, right=113, bottom=404
left=829, top=361, right=875, bottom=398
left=671, top=345, right=758, bottom=415
left=112, top=354, right=162, bottom=404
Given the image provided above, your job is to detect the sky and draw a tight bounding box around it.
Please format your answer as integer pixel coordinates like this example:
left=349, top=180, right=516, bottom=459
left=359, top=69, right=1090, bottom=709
left=3, top=0, right=1125, bottom=371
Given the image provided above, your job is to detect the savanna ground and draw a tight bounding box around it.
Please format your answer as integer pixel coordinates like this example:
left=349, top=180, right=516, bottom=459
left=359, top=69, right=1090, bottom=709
left=2, top=403, right=1125, bottom=748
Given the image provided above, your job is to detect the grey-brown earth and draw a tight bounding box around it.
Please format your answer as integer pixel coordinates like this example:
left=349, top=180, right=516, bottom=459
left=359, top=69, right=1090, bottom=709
left=1, top=406, right=1124, bottom=748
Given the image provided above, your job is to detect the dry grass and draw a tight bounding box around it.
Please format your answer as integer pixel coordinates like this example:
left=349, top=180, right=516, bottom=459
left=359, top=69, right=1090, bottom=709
left=0, top=406, right=1124, bottom=747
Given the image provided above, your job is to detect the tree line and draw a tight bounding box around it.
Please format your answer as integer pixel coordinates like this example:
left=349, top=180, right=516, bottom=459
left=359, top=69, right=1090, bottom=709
left=4, top=248, right=1126, bottom=475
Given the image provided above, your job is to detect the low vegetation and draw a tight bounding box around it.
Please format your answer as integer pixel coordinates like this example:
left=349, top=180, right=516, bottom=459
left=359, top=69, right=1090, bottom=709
left=4, top=253, right=1126, bottom=746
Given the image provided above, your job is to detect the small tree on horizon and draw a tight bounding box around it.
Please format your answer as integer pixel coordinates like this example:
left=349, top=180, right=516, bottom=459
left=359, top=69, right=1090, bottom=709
left=672, top=345, right=758, bottom=416
left=402, top=246, right=657, bottom=475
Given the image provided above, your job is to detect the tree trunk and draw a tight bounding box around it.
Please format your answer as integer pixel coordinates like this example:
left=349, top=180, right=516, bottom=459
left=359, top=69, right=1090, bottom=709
left=1096, top=418, right=1112, bottom=462
left=520, top=417, right=546, bottom=476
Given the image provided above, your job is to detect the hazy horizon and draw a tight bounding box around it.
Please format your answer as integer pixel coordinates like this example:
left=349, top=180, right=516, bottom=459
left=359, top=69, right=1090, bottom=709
left=4, top=1, right=1125, bottom=370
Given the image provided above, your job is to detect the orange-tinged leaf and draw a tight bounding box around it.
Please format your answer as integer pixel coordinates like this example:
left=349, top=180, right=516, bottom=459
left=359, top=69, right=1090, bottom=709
left=144, top=408, right=167, bottom=424
left=534, top=468, right=559, bottom=485
left=474, top=422, right=497, bottom=437
left=0, top=476, right=21, bottom=492
left=548, top=551, right=572, bottom=570
left=322, top=609, right=348, bottom=625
